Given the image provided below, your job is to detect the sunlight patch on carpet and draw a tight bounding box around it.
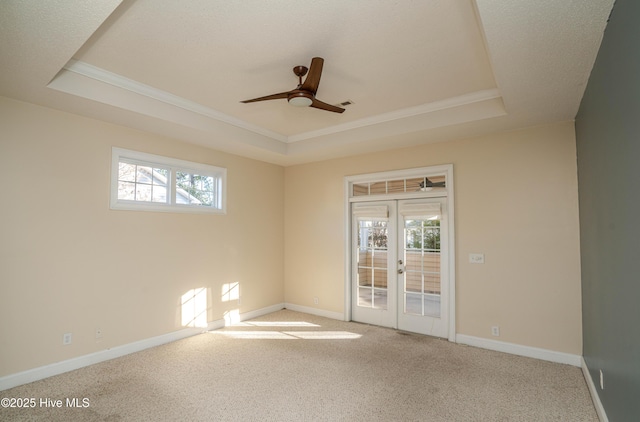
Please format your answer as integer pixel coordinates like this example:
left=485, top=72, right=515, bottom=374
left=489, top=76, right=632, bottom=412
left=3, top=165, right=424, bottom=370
left=283, top=331, right=362, bottom=339
left=210, top=330, right=362, bottom=340
left=211, top=331, right=294, bottom=339
left=234, top=321, right=321, bottom=327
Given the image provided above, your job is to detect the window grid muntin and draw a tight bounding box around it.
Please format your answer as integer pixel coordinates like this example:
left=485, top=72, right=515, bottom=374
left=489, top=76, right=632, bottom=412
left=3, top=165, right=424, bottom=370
left=117, top=159, right=170, bottom=204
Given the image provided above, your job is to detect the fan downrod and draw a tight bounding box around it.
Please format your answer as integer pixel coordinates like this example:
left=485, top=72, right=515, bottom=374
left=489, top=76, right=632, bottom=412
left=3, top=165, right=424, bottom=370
left=293, top=66, right=308, bottom=85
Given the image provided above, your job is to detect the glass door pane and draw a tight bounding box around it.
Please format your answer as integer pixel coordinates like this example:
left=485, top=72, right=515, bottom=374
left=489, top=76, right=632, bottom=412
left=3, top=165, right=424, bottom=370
left=403, top=217, right=441, bottom=318
left=357, top=220, right=388, bottom=310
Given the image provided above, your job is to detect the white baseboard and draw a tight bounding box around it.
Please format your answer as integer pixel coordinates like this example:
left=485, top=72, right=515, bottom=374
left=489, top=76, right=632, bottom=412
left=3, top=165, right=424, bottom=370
left=581, top=357, right=608, bottom=422
left=238, top=303, right=286, bottom=322
left=0, top=303, right=286, bottom=391
left=284, top=303, right=344, bottom=321
left=456, top=334, right=582, bottom=367
left=0, top=326, right=204, bottom=391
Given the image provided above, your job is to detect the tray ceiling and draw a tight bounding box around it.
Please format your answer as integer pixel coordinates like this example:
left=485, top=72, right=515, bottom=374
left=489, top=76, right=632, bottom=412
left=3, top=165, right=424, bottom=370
left=0, top=0, right=614, bottom=165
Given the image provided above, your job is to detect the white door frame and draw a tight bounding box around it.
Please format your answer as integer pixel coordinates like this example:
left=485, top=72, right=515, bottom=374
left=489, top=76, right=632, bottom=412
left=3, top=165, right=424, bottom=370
left=343, top=164, right=456, bottom=342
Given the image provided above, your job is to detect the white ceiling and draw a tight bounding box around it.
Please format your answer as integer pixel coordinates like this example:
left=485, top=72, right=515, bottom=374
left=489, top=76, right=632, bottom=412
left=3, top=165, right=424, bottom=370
left=0, top=0, right=614, bottom=166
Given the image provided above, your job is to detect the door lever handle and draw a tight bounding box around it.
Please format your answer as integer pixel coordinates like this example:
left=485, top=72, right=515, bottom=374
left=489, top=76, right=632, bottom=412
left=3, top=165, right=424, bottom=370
left=398, top=269, right=404, bottom=274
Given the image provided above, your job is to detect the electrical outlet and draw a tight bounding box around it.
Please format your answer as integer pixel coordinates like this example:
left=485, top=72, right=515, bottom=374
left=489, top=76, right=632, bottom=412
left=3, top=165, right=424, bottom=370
left=491, top=326, right=500, bottom=337
left=95, top=328, right=103, bottom=340
left=469, top=253, right=485, bottom=264
left=63, top=332, right=72, bottom=345
left=313, top=297, right=319, bottom=305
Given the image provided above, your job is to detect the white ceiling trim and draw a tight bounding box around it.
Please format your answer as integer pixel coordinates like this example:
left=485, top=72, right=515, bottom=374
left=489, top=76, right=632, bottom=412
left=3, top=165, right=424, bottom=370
left=287, top=96, right=507, bottom=158
left=48, top=60, right=501, bottom=154
left=287, top=88, right=503, bottom=143
left=47, top=62, right=288, bottom=156
left=59, top=59, right=288, bottom=142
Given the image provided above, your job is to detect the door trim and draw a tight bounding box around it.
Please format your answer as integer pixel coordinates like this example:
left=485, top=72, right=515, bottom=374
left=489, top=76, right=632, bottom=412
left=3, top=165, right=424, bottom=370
left=343, top=164, right=456, bottom=342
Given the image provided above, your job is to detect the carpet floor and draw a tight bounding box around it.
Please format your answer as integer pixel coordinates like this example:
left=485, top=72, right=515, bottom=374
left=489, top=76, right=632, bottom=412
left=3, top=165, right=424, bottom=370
left=1, top=310, right=597, bottom=421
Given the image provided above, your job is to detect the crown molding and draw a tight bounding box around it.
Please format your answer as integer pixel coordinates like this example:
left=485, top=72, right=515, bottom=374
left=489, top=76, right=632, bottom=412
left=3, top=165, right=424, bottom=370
left=50, top=60, right=503, bottom=155
left=287, top=88, right=502, bottom=143
left=62, top=60, right=288, bottom=142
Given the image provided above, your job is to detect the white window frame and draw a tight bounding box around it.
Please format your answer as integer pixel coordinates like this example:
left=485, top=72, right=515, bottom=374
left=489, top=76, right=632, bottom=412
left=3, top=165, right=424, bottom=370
left=110, top=147, right=226, bottom=214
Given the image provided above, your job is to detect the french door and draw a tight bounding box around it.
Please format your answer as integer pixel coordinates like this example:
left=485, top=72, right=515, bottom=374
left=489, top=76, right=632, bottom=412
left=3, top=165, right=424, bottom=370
left=351, top=198, right=449, bottom=338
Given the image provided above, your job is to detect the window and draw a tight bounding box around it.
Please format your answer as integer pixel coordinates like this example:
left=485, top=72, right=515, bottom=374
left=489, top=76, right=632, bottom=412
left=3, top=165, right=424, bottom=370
left=110, top=147, right=226, bottom=213
left=351, top=175, right=446, bottom=198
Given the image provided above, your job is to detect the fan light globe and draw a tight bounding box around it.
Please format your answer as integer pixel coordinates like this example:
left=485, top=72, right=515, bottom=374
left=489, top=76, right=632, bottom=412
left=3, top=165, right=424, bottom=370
left=288, top=96, right=313, bottom=107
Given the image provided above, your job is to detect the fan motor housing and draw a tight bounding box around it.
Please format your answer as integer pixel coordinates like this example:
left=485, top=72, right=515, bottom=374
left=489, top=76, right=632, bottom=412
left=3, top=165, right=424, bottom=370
left=288, top=91, right=313, bottom=107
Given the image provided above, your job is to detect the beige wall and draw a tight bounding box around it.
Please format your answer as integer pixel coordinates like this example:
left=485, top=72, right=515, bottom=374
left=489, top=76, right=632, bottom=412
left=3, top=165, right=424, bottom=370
left=0, top=97, right=284, bottom=376
left=0, top=94, right=582, bottom=378
left=284, top=121, right=582, bottom=354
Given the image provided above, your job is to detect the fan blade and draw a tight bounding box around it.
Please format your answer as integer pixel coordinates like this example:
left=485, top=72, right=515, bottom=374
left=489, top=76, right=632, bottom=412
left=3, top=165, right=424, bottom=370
left=241, top=91, right=290, bottom=103
left=310, top=98, right=345, bottom=113
left=421, top=177, right=446, bottom=188
left=301, top=57, right=324, bottom=93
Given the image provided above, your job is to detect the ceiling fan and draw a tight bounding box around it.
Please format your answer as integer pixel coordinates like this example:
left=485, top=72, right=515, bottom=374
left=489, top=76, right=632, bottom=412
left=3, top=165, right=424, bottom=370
left=419, top=177, right=446, bottom=191
left=241, top=57, right=345, bottom=113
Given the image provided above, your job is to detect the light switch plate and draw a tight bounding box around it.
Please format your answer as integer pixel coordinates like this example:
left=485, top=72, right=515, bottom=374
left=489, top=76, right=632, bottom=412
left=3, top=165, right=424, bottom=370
left=469, top=253, right=485, bottom=264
